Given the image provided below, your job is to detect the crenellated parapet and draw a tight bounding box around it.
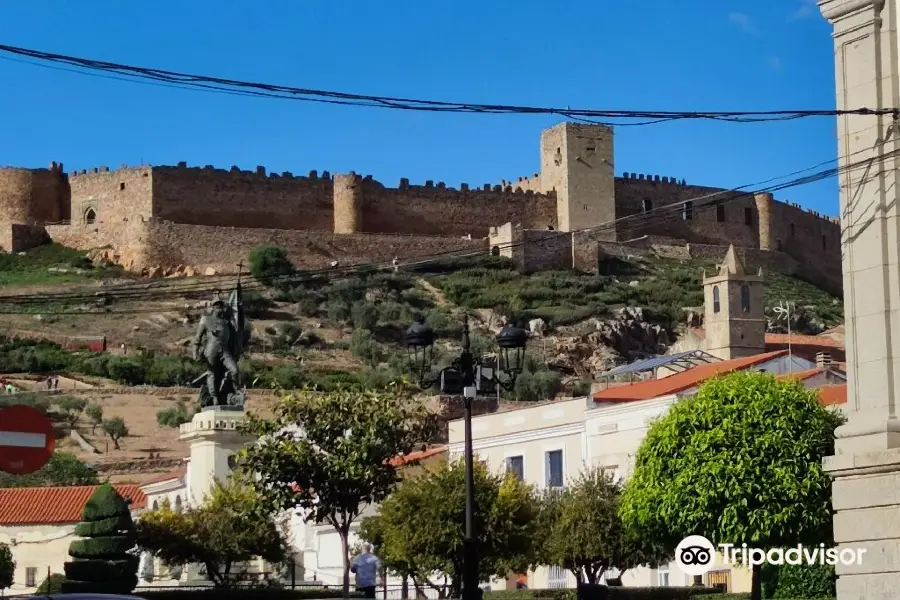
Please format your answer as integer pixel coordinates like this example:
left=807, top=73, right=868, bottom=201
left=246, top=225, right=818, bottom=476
left=618, top=172, right=688, bottom=185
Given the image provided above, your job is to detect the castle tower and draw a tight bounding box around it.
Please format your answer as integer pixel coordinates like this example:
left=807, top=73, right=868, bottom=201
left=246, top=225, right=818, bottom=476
left=333, top=172, right=363, bottom=234
left=702, top=245, right=766, bottom=360
left=179, top=407, right=254, bottom=506
left=754, top=192, right=773, bottom=251
left=539, top=123, right=615, bottom=235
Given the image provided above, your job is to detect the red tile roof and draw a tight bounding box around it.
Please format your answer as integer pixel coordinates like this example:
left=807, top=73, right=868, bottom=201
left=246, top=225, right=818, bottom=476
left=818, top=385, right=847, bottom=406
left=390, top=445, right=447, bottom=466
left=140, top=469, right=185, bottom=486
left=593, top=350, right=788, bottom=403
left=0, top=485, right=147, bottom=525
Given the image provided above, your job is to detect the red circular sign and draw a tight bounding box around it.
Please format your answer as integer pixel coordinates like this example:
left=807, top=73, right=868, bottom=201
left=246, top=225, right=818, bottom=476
left=0, top=404, right=56, bottom=475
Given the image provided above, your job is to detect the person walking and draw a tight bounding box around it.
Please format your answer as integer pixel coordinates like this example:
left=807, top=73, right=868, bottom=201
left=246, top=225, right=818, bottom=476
left=350, top=543, right=382, bottom=599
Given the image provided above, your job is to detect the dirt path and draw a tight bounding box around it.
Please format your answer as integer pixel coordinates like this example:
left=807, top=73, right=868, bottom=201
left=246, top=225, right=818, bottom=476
left=418, top=279, right=448, bottom=307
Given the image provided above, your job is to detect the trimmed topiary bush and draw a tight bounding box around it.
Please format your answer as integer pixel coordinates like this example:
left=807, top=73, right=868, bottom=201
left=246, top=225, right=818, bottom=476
left=61, top=482, right=138, bottom=594
left=35, top=573, right=66, bottom=594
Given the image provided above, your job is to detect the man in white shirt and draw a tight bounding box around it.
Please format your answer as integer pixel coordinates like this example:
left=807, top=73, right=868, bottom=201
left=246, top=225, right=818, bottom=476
left=350, top=543, right=382, bottom=598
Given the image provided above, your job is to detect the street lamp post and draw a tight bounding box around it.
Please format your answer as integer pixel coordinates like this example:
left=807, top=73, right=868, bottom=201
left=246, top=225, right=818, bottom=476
left=405, top=313, right=528, bottom=600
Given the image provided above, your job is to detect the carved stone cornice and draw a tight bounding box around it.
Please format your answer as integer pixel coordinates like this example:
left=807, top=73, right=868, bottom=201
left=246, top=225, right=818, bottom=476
left=819, top=0, right=885, bottom=22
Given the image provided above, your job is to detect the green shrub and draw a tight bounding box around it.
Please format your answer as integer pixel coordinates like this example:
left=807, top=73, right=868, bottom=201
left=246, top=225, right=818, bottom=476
left=157, top=401, right=193, bottom=428
left=349, top=329, right=381, bottom=367
left=249, top=245, right=295, bottom=283
left=35, top=573, right=67, bottom=594
left=62, top=483, right=138, bottom=594
left=771, top=563, right=836, bottom=599
left=351, top=300, right=379, bottom=330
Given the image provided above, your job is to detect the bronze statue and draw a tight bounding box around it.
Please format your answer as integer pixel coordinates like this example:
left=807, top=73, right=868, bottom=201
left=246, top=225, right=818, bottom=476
left=192, top=282, right=247, bottom=410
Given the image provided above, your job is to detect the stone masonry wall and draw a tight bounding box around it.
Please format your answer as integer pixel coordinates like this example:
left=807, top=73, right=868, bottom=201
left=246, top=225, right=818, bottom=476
left=139, top=220, right=487, bottom=272
left=150, top=164, right=335, bottom=231
left=68, top=166, right=154, bottom=229
left=0, top=165, right=68, bottom=224
left=614, top=175, right=761, bottom=247
left=359, top=176, right=557, bottom=237
left=521, top=229, right=572, bottom=273
left=45, top=219, right=151, bottom=270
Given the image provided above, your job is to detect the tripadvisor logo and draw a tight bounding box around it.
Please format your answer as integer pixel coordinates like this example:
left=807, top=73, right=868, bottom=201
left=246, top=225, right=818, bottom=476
left=675, top=535, right=866, bottom=576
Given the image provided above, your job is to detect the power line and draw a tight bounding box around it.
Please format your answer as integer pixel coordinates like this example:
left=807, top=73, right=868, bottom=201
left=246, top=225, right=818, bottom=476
left=0, top=146, right=867, bottom=313
left=0, top=43, right=895, bottom=124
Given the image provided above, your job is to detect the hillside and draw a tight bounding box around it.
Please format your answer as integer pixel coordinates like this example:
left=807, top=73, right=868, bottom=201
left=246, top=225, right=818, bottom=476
left=0, top=244, right=844, bottom=480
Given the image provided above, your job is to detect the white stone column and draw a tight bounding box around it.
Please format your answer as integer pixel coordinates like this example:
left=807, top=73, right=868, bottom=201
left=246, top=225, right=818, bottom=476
left=818, top=0, right=900, bottom=598
left=179, top=407, right=252, bottom=507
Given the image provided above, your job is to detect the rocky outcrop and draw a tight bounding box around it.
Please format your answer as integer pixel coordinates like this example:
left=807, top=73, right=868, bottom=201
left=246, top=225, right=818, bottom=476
left=544, top=307, right=673, bottom=378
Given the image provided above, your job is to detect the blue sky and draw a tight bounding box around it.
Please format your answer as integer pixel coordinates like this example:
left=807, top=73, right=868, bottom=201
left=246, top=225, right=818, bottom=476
left=0, top=0, right=839, bottom=215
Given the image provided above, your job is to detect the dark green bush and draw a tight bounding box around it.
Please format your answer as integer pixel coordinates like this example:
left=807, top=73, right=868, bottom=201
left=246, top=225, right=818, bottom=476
left=35, top=573, right=66, bottom=594
left=249, top=245, right=295, bottom=283
left=62, top=483, right=138, bottom=594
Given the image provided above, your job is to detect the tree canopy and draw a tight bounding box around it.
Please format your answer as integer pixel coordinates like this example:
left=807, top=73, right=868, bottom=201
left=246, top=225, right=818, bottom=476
left=0, top=542, right=14, bottom=592
left=136, top=476, right=287, bottom=587
left=619, top=371, right=844, bottom=600
left=536, top=466, right=668, bottom=584
left=238, top=386, right=438, bottom=597
left=61, top=482, right=139, bottom=594
left=359, top=458, right=539, bottom=598
left=0, top=451, right=98, bottom=488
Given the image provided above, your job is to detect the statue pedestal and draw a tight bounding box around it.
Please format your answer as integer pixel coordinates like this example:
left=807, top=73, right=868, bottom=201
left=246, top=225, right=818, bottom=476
left=179, top=406, right=254, bottom=507
left=824, top=445, right=900, bottom=598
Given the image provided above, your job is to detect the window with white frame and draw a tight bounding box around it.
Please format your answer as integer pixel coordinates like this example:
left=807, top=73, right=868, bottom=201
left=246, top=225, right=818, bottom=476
left=545, top=449, right=564, bottom=488
left=25, top=567, right=37, bottom=587
left=657, top=567, right=670, bottom=587
left=506, top=455, right=524, bottom=481
left=547, top=565, right=567, bottom=588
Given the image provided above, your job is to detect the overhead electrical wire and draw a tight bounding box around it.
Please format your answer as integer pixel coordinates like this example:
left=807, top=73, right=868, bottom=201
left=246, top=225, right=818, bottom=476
left=0, top=146, right=873, bottom=314
left=0, top=43, right=896, bottom=124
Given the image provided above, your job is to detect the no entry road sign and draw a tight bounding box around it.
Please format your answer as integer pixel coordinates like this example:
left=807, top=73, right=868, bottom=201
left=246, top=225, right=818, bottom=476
left=0, top=404, right=56, bottom=475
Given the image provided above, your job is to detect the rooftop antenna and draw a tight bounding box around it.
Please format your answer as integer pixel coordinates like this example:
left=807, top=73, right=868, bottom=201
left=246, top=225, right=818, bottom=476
left=772, top=300, right=795, bottom=373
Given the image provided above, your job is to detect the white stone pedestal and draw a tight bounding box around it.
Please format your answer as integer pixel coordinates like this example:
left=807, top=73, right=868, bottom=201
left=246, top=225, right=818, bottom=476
left=825, top=448, right=900, bottom=598
left=179, top=406, right=253, bottom=507
left=817, top=0, right=900, bottom=597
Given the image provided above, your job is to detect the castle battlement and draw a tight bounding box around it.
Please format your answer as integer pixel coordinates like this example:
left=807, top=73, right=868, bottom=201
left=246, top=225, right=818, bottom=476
left=619, top=172, right=687, bottom=185
left=362, top=174, right=554, bottom=198
left=68, top=162, right=336, bottom=183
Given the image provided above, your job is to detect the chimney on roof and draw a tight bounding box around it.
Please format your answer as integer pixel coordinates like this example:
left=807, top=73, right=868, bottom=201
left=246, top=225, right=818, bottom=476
left=816, top=352, right=832, bottom=369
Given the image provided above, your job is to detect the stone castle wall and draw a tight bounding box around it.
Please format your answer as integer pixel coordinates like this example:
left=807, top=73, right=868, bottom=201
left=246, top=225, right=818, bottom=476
left=0, top=123, right=840, bottom=289
left=46, top=219, right=486, bottom=273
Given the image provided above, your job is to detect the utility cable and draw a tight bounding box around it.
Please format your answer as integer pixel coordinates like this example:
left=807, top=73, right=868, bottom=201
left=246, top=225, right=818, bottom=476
left=0, top=43, right=895, bottom=124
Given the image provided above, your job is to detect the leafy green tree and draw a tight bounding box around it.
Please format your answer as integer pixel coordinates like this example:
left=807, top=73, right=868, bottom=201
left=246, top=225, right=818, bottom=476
left=765, top=563, right=836, bottom=599
left=136, top=477, right=286, bottom=587
left=61, top=483, right=139, bottom=594
left=85, top=403, right=104, bottom=434
left=238, top=386, right=438, bottom=598
left=619, top=372, right=845, bottom=600
left=360, top=459, right=539, bottom=598
left=56, top=396, right=87, bottom=430
left=102, top=417, right=129, bottom=450
left=0, top=542, right=14, bottom=592
left=537, top=466, right=668, bottom=584
left=156, top=401, right=193, bottom=428
left=249, top=245, right=294, bottom=283
left=0, top=451, right=98, bottom=488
